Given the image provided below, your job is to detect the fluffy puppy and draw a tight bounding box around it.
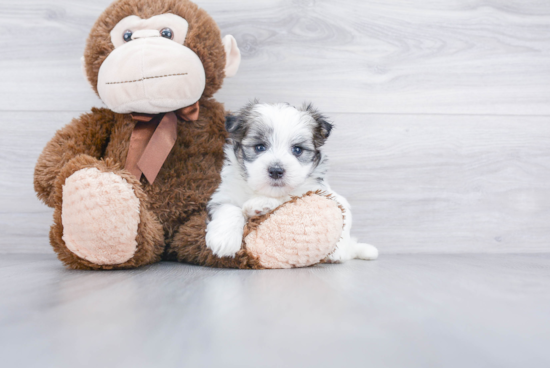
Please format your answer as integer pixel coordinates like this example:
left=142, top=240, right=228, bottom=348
left=205, top=101, right=378, bottom=262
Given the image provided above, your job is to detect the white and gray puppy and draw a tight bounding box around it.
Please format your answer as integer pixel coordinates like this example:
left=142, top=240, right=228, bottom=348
left=205, top=101, right=378, bottom=262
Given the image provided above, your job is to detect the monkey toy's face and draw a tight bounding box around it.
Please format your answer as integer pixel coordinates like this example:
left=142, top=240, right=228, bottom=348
left=98, top=14, right=206, bottom=114
left=83, top=0, right=241, bottom=114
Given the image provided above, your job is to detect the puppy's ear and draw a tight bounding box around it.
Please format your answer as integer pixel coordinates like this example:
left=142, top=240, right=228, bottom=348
left=317, top=118, right=333, bottom=140
left=225, top=113, right=247, bottom=142
left=302, top=103, right=333, bottom=147
left=225, top=114, right=240, bottom=133
left=226, top=100, right=259, bottom=140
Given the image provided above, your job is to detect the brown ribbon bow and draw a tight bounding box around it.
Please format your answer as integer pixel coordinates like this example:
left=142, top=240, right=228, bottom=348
left=125, top=101, right=200, bottom=184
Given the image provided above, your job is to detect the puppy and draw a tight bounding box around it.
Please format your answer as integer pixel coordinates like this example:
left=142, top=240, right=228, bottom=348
left=205, top=101, right=378, bottom=262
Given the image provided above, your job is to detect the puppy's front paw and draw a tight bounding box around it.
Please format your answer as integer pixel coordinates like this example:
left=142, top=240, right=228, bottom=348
left=242, top=197, right=283, bottom=218
left=206, top=218, right=245, bottom=258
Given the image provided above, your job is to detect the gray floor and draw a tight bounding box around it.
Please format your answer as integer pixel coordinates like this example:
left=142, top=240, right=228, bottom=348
left=1, top=253, right=549, bottom=368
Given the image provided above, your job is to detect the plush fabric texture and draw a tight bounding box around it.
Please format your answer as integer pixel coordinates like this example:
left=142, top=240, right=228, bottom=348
left=46, top=154, right=165, bottom=270
left=243, top=192, right=344, bottom=269
left=62, top=168, right=140, bottom=265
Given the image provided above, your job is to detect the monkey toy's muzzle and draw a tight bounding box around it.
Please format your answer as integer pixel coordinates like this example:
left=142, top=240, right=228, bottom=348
left=97, top=33, right=206, bottom=114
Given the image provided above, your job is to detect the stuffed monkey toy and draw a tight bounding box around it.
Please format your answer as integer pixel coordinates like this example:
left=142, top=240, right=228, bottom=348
left=34, top=0, right=344, bottom=270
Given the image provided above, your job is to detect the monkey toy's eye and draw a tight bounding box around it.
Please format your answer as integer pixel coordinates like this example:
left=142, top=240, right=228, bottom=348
left=160, top=28, right=173, bottom=39
left=123, top=30, right=133, bottom=42
left=254, top=144, right=266, bottom=153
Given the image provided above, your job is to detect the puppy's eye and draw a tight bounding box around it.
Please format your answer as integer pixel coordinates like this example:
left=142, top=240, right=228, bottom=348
left=160, top=28, right=173, bottom=39
left=292, top=146, right=303, bottom=156
left=254, top=144, right=266, bottom=153
left=123, top=30, right=133, bottom=42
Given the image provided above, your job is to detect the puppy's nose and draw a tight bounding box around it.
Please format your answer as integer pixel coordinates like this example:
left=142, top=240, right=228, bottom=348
left=268, top=166, right=285, bottom=179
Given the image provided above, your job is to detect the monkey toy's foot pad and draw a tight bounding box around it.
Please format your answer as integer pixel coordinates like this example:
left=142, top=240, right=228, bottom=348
left=61, top=168, right=140, bottom=265
left=244, top=192, right=344, bottom=269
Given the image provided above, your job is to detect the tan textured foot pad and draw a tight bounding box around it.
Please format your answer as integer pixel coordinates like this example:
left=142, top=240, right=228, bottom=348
left=61, top=168, right=140, bottom=265
left=244, top=192, right=344, bottom=269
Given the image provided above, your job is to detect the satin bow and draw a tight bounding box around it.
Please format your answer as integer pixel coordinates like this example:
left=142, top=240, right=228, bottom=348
left=125, top=101, right=200, bottom=184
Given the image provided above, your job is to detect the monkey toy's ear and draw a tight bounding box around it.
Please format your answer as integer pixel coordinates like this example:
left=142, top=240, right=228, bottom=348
left=222, top=35, right=241, bottom=78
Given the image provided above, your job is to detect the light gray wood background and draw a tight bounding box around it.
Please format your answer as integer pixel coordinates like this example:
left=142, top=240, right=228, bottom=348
left=1, top=0, right=550, bottom=254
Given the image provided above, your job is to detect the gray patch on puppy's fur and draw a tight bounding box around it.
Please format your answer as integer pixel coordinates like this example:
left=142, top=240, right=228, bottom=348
left=225, top=99, right=259, bottom=142
left=227, top=100, right=276, bottom=170
left=226, top=99, right=265, bottom=172
left=300, top=102, right=334, bottom=149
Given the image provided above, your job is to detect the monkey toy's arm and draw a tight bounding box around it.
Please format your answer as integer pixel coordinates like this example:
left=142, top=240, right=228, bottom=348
left=34, top=108, right=115, bottom=207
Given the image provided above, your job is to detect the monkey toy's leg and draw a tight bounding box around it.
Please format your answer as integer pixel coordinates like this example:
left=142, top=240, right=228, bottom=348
left=49, top=155, right=165, bottom=270
left=169, top=192, right=344, bottom=269
left=34, top=109, right=165, bottom=270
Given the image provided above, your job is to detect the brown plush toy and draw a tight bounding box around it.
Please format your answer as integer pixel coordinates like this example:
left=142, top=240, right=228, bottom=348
left=34, top=0, right=344, bottom=270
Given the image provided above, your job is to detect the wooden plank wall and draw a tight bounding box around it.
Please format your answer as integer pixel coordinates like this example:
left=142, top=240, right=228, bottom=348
left=1, top=0, right=549, bottom=254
